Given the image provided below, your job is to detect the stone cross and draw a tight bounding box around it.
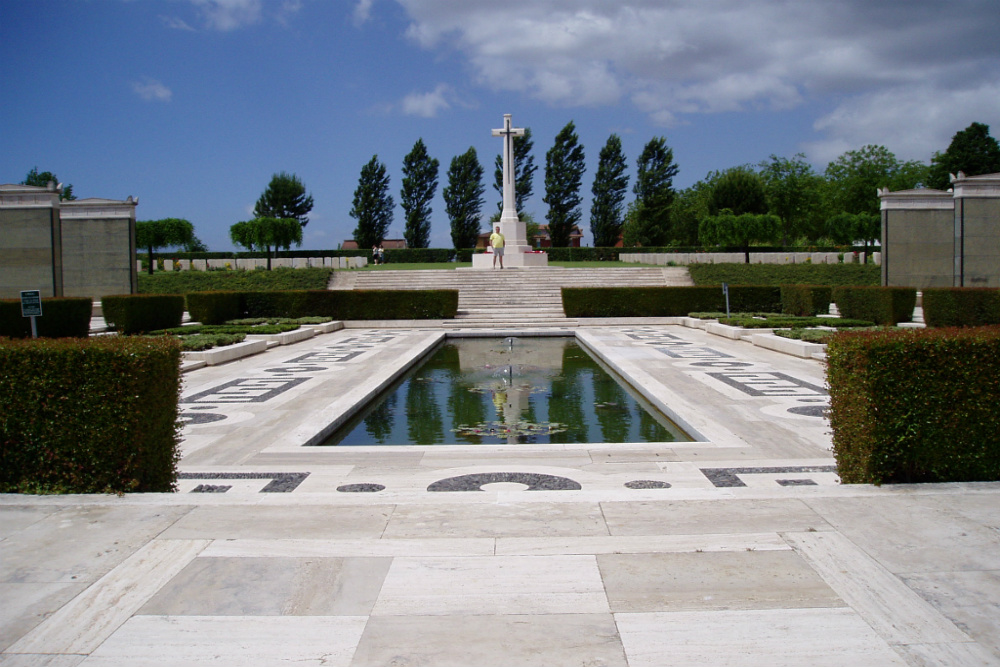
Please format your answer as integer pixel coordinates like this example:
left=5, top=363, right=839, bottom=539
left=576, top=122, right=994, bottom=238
left=492, top=113, right=525, bottom=225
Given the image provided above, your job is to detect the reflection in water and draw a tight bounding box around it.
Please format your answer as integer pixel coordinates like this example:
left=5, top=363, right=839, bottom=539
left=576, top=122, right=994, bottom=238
left=320, top=337, right=690, bottom=446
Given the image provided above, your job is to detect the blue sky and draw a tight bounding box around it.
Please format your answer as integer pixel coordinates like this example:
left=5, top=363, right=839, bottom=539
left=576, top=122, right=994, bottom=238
left=3, top=0, right=998, bottom=251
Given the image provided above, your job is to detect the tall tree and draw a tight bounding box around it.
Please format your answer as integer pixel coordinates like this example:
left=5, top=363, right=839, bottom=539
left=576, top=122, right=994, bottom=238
left=400, top=139, right=439, bottom=249
left=589, top=134, right=629, bottom=248
left=758, top=154, right=825, bottom=244
left=927, top=122, right=1000, bottom=190
left=350, top=156, right=394, bottom=250
left=543, top=121, right=586, bottom=247
left=493, top=127, right=537, bottom=214
left=229, top=217, right=302, bottom=270
left=629, top=136, right=679, bottom=246
left=253, top=171, right=314, bottom=228
left=825, top=145, right=927, bottom=216
left=135, top=218, right=195, bottom=275
left=710, top=166, right=768, bottom=216
left=444, top=147, right=485, bottom=250
left=699, top=211, right=781, bottom=263
left=22, top=167, right=75, bottom=200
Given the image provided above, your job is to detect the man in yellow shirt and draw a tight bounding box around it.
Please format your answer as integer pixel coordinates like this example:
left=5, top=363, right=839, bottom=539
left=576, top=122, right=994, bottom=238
left=489, top=225, right=505, bottom=269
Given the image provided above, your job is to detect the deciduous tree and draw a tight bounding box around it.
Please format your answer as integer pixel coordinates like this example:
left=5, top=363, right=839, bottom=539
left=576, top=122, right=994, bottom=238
left=927, top=122, right=1000, bottom=190
left=253, top=172, right=314, bottom=228
left=825, top=145, right=927, bottom=216
left=229, top=217, right=302, bottom=270
left=589, top=134, right=629, bottom=248
left=543, top=121, right=586, bottom=247
left=444, top=147, right=485, bottom=250
left=710, top=166, right=768, bottom=216
left=350, top=156, right=394, bottom=250
left=758, top=154, right=825, bottom=244
left=135, top=218, right=195, bottom=274
left=22, top=167, right=75, bottom=200
left=699, top=211, right=781, bottom=263
left=401, top=139, right=439, bottom=249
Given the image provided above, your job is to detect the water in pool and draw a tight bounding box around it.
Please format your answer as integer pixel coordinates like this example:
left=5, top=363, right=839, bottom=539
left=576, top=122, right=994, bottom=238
left=318, top=337, right=692, bottom=446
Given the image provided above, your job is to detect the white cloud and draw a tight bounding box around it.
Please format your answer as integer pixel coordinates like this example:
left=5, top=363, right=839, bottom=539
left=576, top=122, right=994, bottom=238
left=277, top=0, right=303, bottom=27
left=353, top=0, right=375, bottom=26
left=192, top=0, right=262, bottom=31
left=401, top=83, right=453, bottom=117
left=132, top=78, right=173, bottom=102
left=160, top=15, right=196, bottom=31
left=395, top=0, right=1000, bottom=155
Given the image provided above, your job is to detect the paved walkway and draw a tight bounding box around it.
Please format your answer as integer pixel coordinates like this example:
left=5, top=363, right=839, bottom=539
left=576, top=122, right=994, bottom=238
left=2, top=324, right=999, bottom=666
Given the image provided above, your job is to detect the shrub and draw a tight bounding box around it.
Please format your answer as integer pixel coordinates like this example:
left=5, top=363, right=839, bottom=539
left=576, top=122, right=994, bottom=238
left=922, top=288, right=1000, bottom=327
left=178, top=333, right=246, bottom=351
left=0, top=336, right=182, bottom=493
left=139, top=267, right=334, bottom=295
left=382, top=248, right=455, bottom=263
left=562, top=286, right=781, bottom=317
left=187, top=291, right=243, bottom=324
left=182, top=289, right=459, bottom=320
left=688, top=263, right=879, bottom=286
left=827, top=326, right=1000, bottom=484
left=0, top=298, right=93, bottom=338
left=102, top=294, right=185, bottom=334
left=833, top=286, right=916, bottom=325
left=781, top=285, right=833, bottom=316
left=717, top=316, right=874, bottom=329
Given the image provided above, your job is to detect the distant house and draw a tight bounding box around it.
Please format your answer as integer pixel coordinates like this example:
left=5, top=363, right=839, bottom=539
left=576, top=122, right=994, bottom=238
left=476, top=225, right=584, bottom=249
left=341, top=239, right=407, bottom=251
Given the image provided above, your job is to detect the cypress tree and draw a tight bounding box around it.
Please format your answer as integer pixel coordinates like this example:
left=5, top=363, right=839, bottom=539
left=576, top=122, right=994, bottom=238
left=589, top=134, right=629, bottom=248
left=350, top=156, right=394, bottom=250
left=543, top=121, right=586, bottom=247
left=628, top=137, right=679, bottom=246
left=444, top=147, right=486, bottom=249
left=401, top=139, right=439, bottom=249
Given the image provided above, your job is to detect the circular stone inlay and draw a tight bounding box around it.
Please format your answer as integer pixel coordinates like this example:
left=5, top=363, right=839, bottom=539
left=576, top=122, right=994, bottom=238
left=337, top=483, right=386, bottom=493
left=624, top=480, right=672, bottom=489
left=427, top=472, right=581, bottom=492
left=787, top=405, right=827, bottom=417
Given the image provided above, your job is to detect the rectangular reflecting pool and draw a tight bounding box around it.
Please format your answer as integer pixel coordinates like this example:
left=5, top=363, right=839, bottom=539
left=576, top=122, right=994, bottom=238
left=317, top=337, right=692, bottom=446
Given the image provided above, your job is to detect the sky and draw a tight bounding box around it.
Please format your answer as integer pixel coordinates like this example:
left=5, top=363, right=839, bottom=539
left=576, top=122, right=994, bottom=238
left=2, top=0, right=999, bottom=251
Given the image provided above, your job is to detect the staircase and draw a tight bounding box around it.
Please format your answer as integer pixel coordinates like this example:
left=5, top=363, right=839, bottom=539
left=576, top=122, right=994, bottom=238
left=330, top=266, right=693, bottom=327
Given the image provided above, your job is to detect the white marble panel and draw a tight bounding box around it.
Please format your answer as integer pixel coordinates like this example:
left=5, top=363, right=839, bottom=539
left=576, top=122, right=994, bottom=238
left=81, top=616, right=367, bottom=667
left=371, top=555, right=608, bottom=616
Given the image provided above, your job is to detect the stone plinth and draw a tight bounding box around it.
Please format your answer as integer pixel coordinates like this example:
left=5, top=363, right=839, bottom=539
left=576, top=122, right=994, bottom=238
left=472, top=250, right=549, bottom=269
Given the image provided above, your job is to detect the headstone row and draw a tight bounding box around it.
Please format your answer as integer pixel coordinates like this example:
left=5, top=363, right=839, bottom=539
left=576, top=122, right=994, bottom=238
left=619, top=252, right=879, bottom=266
left=140, top=256, right=369, bottom=272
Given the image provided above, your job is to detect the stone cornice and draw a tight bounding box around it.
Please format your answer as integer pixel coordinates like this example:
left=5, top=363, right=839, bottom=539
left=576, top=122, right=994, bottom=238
left=60, top=197, right=137, bottom=219
left=0, top=184, right=61, bottom=209
left=878, top=188, right=954, bottom=211
left=951, top=171, right=1000, bottom=198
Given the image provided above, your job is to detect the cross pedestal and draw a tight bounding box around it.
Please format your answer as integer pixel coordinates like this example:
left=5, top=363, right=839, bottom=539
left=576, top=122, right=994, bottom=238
left=472, top=113, right=548, bottom=269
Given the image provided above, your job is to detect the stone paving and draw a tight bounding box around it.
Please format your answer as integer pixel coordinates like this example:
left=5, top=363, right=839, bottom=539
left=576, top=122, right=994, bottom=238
left=2, top=324, right=1000, bottom=666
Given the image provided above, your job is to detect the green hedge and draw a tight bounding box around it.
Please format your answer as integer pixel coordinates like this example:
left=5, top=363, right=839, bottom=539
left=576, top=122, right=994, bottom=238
left=781, top=285, right=833, bottom=316
left=562, top=285, right=781, bottom=317
left=186, top=289, right=458, bottom=321
left=922, top=288, right=1000, bottom=327
left=0, top=336, right=182, bottom=493
left=0, top=298, right=92, bottom=338
left=833, top=286, right=916, bottom=325
left=382, top=248, right=456, bottom=263
left=688, top=263, right=880, bottom=286
left=827, top=327, right=1000, bottom=484
left=102, top=294, right=185, bottom=334
left=139, top=267, right=334, bottom=295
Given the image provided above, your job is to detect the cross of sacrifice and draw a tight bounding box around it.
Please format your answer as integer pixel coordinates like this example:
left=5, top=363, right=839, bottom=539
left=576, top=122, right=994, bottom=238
left=492, top=113, right=525, bottom=223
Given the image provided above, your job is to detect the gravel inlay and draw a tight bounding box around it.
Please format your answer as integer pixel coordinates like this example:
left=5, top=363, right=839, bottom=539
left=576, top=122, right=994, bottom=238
left=191, top=484, right=232, bottom=493
left=624, top=480, right=672, bottom=489
left=427, top=472, right=582, bottom=492
left=337, top=483, right=386, bottom=493
left=787, top=405, right=828, bottom=417
left=701, top=466, right=838, bottom=488
left=178, top=472, right=310, bottom=493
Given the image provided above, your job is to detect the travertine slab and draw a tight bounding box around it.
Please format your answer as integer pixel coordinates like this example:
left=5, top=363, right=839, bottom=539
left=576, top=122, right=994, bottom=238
left=352, top=613, right=626, bottom=667
left=159, top=505, right=394, bottom=540
left=382, top=502, right=609, bottom=538
left=600, top=498, right=832, bottom=536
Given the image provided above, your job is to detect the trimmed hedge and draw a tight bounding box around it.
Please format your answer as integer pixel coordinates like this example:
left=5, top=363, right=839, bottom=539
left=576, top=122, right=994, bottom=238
left=139, top=267, right=334, bottom=295
left=827, top=327, right=1000, bottom=484
left=0, top=336, right=182, bottom=493
left=562, top=285, right=782, bottom=317
left=922, top=288, right=1000, bottom=328
left=833, top=286, right=916, bottom=325
left=102, top=294, right=185, bottom=334
left=781, top=285, right=833, bottom=316
left=0, top=298, right=92, bottom=338
left=688, top=263, right=880, bottom=287
left=382, top=248, right=456, bottom=263
left=186, top=289, right=459, bottom=322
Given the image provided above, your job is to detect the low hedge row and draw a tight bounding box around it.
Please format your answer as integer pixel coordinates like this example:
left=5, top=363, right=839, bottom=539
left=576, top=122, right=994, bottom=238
left=187, top=289, right=459, bottom=323
left=717, top=316, right=874, bottom=329
left=561, top=285, right=782, bottom=317
left=827, top=327, right=1000, bottom=484
left=832, top=286, right=916, bottom=325
left=781, top=285, right=833, bottom=316
left=102, top=294, right=185, bottom=334
left=688, top=263, right=880, bottom=287
left=0, top=336, right=182, bottom=493
left=922, top=288, right=1000, bottom=327
left=0, top=298, right=93, bottom=338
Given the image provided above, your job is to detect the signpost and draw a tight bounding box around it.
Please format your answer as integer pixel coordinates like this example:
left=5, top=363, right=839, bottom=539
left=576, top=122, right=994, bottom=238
left=722, top=283, right=730, bottom=319
left=20, top=290, right=42, bottom=338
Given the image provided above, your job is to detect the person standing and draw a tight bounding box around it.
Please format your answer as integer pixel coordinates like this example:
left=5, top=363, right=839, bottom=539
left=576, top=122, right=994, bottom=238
left=489, top=225, right=505, bottom=269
